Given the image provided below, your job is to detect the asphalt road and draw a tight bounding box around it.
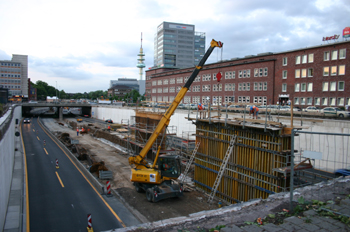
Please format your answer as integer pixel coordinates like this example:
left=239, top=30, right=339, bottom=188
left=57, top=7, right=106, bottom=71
left=22, top=118, right=133, bottom=231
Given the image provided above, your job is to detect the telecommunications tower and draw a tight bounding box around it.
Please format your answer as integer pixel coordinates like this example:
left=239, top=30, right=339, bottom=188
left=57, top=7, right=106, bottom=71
left=136, top=33, right=146, bottom=80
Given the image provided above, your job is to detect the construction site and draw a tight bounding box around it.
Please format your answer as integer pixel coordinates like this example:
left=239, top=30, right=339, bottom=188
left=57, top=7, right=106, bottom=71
left=41, top=102, right=348, bottom=220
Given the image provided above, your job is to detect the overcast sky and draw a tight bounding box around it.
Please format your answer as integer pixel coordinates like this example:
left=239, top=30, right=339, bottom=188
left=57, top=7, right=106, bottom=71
left=0, top=0, right=349, bottom=93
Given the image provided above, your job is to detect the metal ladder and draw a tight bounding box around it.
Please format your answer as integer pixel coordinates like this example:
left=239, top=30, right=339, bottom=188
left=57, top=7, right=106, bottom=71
left=208, top=135, right=237, bottom=203
left=181, top=142, right=200, bottom=185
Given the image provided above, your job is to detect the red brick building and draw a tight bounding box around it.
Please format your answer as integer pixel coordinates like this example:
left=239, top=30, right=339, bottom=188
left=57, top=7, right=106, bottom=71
left=145, top=40, right=350, bottom=108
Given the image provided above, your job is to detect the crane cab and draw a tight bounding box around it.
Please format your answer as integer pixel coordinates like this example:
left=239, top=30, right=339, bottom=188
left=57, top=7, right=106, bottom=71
left=158, top=155, right=181, bottom=179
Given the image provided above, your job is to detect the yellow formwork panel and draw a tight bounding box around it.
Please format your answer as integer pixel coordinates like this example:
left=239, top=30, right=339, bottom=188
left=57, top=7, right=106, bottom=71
left=194, top=121, right=291, bottom=204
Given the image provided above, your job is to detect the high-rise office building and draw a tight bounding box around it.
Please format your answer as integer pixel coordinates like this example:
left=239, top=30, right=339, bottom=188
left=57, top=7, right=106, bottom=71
left=154, top=22, right=205, bottom=69
left=0, top=54, right=28, bottom=97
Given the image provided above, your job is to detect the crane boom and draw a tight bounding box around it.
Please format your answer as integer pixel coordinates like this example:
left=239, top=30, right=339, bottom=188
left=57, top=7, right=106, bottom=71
left=129, top=39, right=223, bottom=166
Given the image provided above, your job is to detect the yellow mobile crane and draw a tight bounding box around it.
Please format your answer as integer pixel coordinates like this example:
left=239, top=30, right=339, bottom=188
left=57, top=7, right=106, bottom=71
left=129, top=39, right=223, bottom=202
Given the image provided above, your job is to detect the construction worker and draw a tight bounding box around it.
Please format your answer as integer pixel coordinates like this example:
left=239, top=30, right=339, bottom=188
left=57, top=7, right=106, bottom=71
left=76, top=127, right=79, bottom=136
left=249, top=106, right=259, bottom=119
left=198, top=103, right=203, bottom=110
left=107, top=125, right=111, bottom=133
left=81, top=127, right=85, bottom=136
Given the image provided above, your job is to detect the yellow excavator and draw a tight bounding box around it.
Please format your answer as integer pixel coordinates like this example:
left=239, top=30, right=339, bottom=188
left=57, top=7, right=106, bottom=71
left=128, top=39, right=223, bottom=202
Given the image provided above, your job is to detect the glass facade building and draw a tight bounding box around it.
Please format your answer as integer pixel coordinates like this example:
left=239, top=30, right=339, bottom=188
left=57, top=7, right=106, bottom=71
left=154, top=22, right=206, bottom=69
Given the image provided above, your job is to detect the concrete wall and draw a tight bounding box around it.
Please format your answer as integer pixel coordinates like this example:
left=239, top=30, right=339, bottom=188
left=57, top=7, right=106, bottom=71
left=91, top=106, right=197, bottom=139
left=0, top=105, right=22, bottom=231
left=278, top=116, right=350, bottom=172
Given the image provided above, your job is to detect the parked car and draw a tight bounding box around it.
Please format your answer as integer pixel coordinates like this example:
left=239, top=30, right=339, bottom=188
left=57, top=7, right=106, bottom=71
left=23, top=118, right=31, bottom=123
left=321, top=107, right=350, bottom=118
left=227, top=105, right=242, bottom=112
left=105, top=119, right=113, bottom=123
left=303, top=106, right=322, bottom=112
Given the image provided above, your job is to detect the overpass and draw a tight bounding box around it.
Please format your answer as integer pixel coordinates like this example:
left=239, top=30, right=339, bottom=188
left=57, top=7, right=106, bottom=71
left=21, top=102, right=92, bottom=118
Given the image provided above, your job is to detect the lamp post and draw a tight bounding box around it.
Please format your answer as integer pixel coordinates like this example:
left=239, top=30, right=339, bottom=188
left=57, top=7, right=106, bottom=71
left=56, top=81, right=58, bottom=103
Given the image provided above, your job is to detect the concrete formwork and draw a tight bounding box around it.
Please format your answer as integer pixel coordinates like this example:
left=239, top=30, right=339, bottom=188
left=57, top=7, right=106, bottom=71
left=193, top=118, right=292, bottom=204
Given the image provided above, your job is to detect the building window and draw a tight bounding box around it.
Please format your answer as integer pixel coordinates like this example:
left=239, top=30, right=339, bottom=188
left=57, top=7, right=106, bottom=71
left=295, top=69, right=300, bottom=78
left=331, top=50, right=338, bottom=60
left=324, top=51, right=330, bottom=61
left=322, top=82, right=329, bottom=91
left=302, top=69, right=307, bottom=78
left=238, top=83, right=242, bottom=91
left=315, top=97, right=320, bottom=105
left=282, top=70, right=287, bottom=79
left=338, top=81, right=345, bottom=91
left=164, top=87, right=168, bottom=93
left=264, top=68, right=268, bottom=76
left=300, top=97, right=306, bottom=105
left=301, top=83, right=306, bottom=92
left=330, top=97, right=336, bottom=106
left=259, top=68, right=263, bottom=76
left=330, top=81, right=336, bottom=91
left=239, top=70, right=242, bottom=78
left=302, top=55, right=307, bottom=63
left=294, top=97, right=299, bottom=105
left=307, top=83, right=313, bottom=92
left=170, top=78, right=175, bottom=84
left=339, top=65, right=345, bottom=75
left=296, top=56, right=301, bottom=64
left=282, top=83, right=287, bottom=92
left=339, top=49, right=346, bottom=59
left=225, top=71, right=232, bottom=79
left=259, top=82, right=263, bottom=90
left=152, top=88, right=156, bottom=93
left=308, top=68, right=313, bottom=77
left=295, top=83, right=300, bottom=92
left=338, top=97, right=344, bottom=106
left=177, top=77, right=183, bottom=83
left=254, top=82, right=258, bottom=91
left=254, top=68, right=258, bottom=77
left=163, top=79, right=169, bottom=85
left=283, top=57, right=287, bottom=66
left=247, top=69, right=251, bottom=78
left=263, top=82, right=267, bottom=90
left=323, top=67, right=329, bottom=76
left=331, top=66, right=337, bottom=76
left=307, top=97, right=312, bottom=105
left=322, top=97, right=328, bottom=106
left=152, top=81, right=157, bottom=86
left=158, top=88, right=162, bottom=93
left=308, top=54, right=314, bottom=63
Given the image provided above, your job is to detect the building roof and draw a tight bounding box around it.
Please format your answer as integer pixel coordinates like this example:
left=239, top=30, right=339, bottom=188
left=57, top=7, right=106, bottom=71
left=109, top=84, right=132, bottom=90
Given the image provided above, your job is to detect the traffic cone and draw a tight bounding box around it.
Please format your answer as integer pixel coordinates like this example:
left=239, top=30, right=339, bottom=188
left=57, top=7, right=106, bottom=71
left=56, top=159, right=59, bottom=169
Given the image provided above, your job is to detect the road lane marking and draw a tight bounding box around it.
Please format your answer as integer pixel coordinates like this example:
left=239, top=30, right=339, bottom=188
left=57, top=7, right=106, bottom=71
left=43, top=148, right=48, bottom=155
left=37, top=136, right=40, bottom=141
left=38, top=121, right=126, bottom=227
left=55, top=172, right=65, bottom=188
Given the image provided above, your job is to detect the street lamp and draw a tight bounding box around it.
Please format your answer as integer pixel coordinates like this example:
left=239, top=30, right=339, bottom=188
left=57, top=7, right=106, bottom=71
left=56, top=81, right=58, bottom=103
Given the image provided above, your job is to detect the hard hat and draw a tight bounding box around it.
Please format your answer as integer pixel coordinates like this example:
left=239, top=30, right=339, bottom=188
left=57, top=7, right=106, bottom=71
left=250, top=106, right=253, bottom=110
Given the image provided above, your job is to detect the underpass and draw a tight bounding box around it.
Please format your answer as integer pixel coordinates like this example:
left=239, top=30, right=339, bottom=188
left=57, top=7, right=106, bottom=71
left=22, top=118, right=140, bottom=231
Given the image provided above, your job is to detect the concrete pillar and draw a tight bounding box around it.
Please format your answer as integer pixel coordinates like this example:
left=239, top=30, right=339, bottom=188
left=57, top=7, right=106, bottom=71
left=59, top=107, right=63, bottom=121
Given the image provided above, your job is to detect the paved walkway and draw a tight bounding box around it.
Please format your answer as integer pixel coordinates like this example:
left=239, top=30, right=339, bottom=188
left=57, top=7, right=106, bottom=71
left=4, top=131, right=26, bottom=232
left=222, top=199, right=350, bottom=232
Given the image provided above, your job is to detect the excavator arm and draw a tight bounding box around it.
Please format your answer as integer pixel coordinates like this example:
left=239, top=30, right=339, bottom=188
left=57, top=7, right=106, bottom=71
left=129, top=39, right=223, bottom=166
